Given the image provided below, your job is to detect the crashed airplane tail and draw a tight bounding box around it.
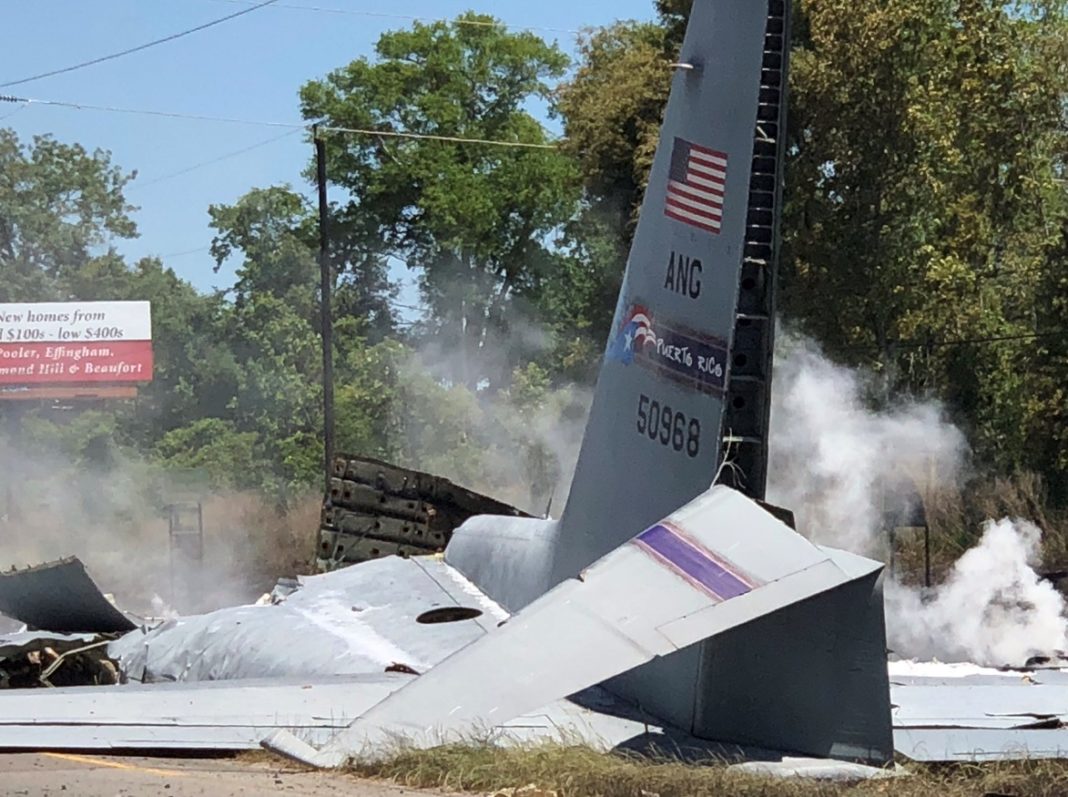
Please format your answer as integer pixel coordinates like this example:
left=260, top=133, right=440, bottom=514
left=446, top=0, right=893, bottom=764
left=554, top=0, right=786, bottom=586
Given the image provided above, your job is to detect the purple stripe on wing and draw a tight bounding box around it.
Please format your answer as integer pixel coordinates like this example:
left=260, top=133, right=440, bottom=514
left=635, top=524, right=752, bottom=600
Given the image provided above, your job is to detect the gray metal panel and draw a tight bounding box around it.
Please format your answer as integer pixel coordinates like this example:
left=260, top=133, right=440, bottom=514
left=551, top=0, right=771, bottom=584
left=895, top=728, right=1068, bottom=762
left=266, top=487, right=867, bottom=767
left=0, top=671, right=868, bottom=763
left=608, top=519, right=892, bottom=766
left=693, top=568, right=894, bottom=765
left=444, top=516, right=558, bottom=613
left=111, top=556, right=504, bottom=682
left=503, top=687, right=804, bottom=763
left=606, top=646, right=704, bottom=734
left=892, top=684, right=1068, bottom=728
left=0, top=631, right=99, bottom=658
left=889, top=670, right=1068, bottom=688
left=0, top=558, right=136, bottom=634
left=0, top=675, right=409, bottom=751
left=889, top=676, right=1029, bottom=687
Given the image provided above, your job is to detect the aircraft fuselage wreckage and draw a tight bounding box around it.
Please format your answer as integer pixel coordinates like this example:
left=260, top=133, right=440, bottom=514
left=0, top=0, right=902, bottom=773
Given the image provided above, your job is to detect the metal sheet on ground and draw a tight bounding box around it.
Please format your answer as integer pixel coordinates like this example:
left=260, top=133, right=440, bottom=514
left=0, top=631, right=99, bottom=658
left=0, top=675, right=747, bottom=757
left=0, top=558, right=136, bottom=634
left=891, top=684, right=1068, bottom=728
left=111, top=556, right=505, bottom=683
left=0, top=675, right=410, bottom=750
left=896, top=728, right=1068, bottom=762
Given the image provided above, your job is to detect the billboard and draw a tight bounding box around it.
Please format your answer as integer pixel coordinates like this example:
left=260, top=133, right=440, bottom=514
left=0, top=302, right=153, bottom=386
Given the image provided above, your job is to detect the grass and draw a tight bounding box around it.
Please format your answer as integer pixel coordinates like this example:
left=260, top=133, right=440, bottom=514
left=341, top=742, right=1068, bottom=797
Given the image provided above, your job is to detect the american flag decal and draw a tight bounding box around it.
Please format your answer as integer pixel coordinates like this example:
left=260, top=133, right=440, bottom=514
left=664, top=137, right=727, bottom=234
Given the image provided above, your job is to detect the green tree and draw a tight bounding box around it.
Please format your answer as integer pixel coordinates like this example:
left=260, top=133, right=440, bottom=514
left=0, top=131, right=136, bottom=301
left=210, top=187, right=319, bottom=314
left=154, top=418, right=265, bottom=492
left=557, top=21, right=670, bottom=233
left=550, top=20, right=673, bottom=366
left=782, top=0, right=1068, bottom=491
left=209, top=185, right=397, bottom=341
left=300, top=13, right=580, bottom=388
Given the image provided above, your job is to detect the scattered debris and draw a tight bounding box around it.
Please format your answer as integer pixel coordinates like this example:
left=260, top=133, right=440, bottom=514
left=491, top=785, right=558, bottom=797
left=0, top=558, right=137, bottom=634
left=0, top=631, right=120, bottom=688
left=318, top=454, right=528, bottom=568
left=108, top=556, right=506, bottom=683
left=727, top=758, right=902, bottom=782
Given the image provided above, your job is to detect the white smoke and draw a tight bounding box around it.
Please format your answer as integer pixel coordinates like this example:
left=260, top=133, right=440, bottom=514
left=767, top=332, right=1068, bottom=667
left=767, top=335, right=967, bottom=554
left=885, top=518, right=1068, bottom=666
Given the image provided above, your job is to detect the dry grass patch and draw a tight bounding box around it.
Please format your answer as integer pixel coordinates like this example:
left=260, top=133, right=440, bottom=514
left=348, top=743, right=1068, bottom=797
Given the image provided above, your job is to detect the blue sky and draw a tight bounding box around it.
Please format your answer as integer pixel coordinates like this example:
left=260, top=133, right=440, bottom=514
left=1, top=0, right=657, bottom=296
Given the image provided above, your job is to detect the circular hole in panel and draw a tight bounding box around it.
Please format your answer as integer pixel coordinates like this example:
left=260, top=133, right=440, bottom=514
left=734, top=353, right=749, bottom=368
left=417, top=607, right=485, bottom=625
left=741, top=277, right=757, bottom=291
left=733, top=396, right=747, bottom=410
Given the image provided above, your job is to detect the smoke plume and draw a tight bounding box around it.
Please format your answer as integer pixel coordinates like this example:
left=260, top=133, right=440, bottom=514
left=766, top=335, right=967, bottom=555
left=767, top=332, right=1067, bottom=667
left=0, top=432, right=312, bottom=618
left=885, top=518, right=1068, bottom=666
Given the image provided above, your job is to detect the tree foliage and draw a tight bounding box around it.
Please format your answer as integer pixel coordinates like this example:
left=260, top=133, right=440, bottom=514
left=300, top=13, right=580, bottom=387
left=1, top=5, right=1065, bottom=512
left=0, top=131, right=136, bottom=301
left=782, top=0, right=1068, bottom=491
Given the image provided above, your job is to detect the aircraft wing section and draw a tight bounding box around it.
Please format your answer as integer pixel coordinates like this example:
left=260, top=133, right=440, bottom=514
left=552, top=0, right=776, bottom=584
left=264, top=487, right=874, bottom=767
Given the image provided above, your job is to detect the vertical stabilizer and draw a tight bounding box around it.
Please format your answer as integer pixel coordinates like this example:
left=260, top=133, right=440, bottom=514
left=446, top=0, right=892, bottom=763
left=552, top=0, right=775, bottom=584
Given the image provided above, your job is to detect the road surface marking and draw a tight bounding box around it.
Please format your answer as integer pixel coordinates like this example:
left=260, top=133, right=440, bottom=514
left=42, top=752, right=187, bottom=778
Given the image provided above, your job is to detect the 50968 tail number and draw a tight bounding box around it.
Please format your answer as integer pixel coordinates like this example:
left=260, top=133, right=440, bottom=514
left=636, top=394, right=700, bottom=458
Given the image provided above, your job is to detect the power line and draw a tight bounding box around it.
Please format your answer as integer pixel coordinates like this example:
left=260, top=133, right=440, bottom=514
left=320, top=124, right=559, bottom=149
left=129, top=130, right=302, bottom=191
left=160, top=246, right=212, bottom=259
left=920, top=330, right=1064, bottom=348
left=0, top=102, right=28, bottom=122
left=0, top=93, right=299, bottom=129
left=0, top=94, right=562, bottom=149
left=0, top=0, right=279, bottom=89
left=204, top=0, right=581, bottom=36
left=846, top=329, right=1065, bottom=353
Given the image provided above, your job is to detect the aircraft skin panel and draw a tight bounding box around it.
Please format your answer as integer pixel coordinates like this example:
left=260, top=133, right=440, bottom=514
left=263, top=487, right=875, bottom=767
left=552, top=0, right=772, bottom=584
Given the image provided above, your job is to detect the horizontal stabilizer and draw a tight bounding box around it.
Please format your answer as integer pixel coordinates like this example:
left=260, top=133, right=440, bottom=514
left=265, top=486, right=882, bottom=767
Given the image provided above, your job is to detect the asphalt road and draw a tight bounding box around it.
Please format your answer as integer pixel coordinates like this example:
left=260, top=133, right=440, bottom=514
left=0, top=753, right=442, bottom=797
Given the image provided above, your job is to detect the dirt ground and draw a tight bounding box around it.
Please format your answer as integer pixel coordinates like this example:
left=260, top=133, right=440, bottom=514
left=0, top=752, right=446, bottom=797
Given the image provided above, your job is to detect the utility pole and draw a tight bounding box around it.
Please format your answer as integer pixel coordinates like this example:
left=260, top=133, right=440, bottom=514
left=2, top=404, right=24, bottom=524
left=314, top=125, right=336, bottom=493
